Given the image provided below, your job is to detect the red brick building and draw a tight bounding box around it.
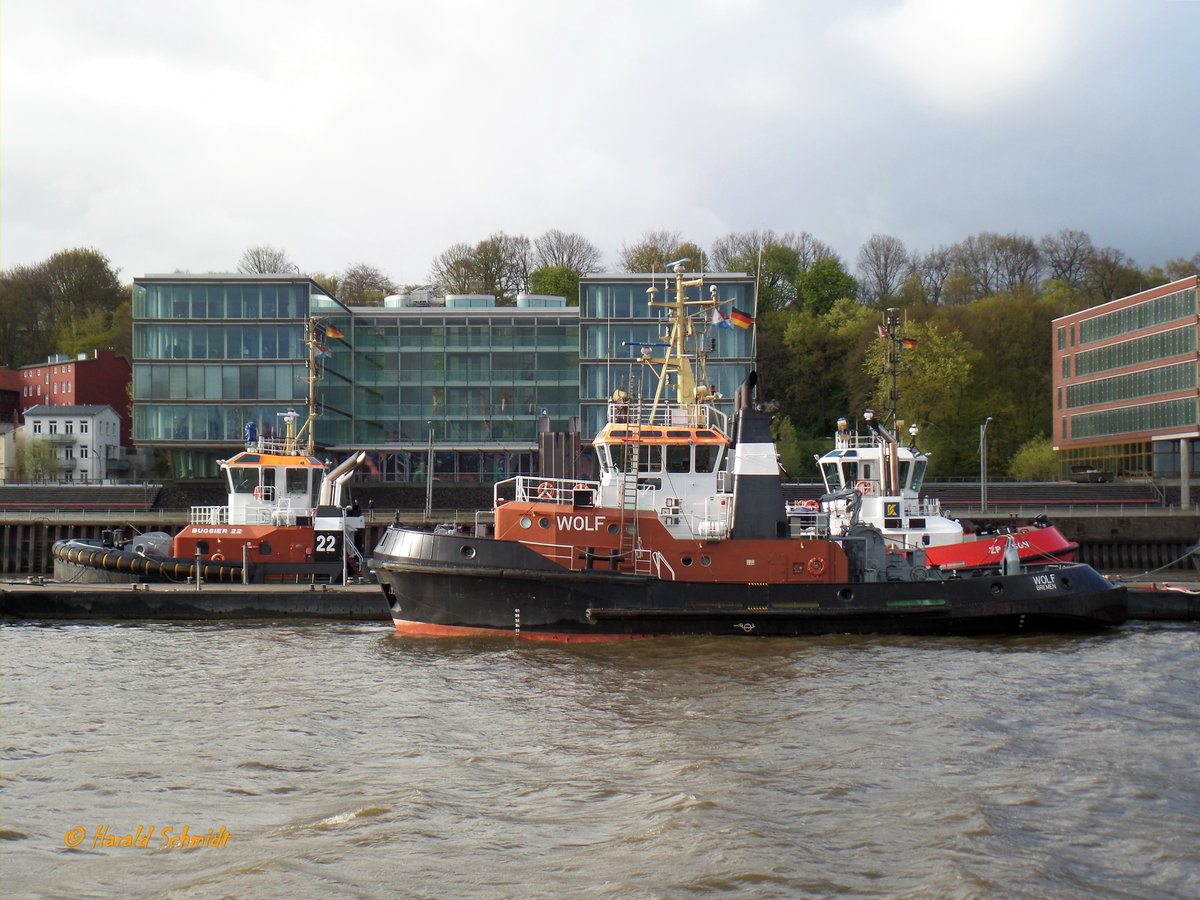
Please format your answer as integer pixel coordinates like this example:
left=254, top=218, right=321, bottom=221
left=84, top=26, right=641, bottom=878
left=1051, top=275, right=1199, bottom=480
left=14, top=350, right=133, bottom=447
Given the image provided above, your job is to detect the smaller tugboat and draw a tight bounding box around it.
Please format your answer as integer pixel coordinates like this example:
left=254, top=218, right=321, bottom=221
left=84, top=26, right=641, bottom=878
left=800, top=306, right=1077, bottom=572
left=54, top=320, right=366, bottom=584
left=371, top=264, right=1125, bottom=640
left=806, top=412, right=1078, bottom=571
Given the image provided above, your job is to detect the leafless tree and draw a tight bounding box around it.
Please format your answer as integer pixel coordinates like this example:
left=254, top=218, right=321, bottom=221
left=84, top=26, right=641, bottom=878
left=915, top=246, right=954, bottom=305
left=619, top=230, right=686, bottom=272
left=856, top=234, right=909, bottom=305
left=472, top=232, right=532, bottom=303
left=710, top=230, right=838, bottom=273
left=339, top=263, right=398, bottom=305
left=430, top=243, right=477, bottom=294
left=534, top=230, right=602, bottom=273
left=1039, top=229, right=1094, bottom=291
left=994, top=233, right=1041, bottom=294
left=237, top=245, right=294, bottom=274
left=1086, top=247, right=1143, bottom=301
left=1164, top=252, right=1199, bottom=281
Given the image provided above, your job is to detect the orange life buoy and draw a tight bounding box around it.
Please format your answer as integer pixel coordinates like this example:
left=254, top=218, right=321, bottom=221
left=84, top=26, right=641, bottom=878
left=855, top=480, right=872, bottom=495
left=573, top=483, right=587, bottom=491
left=210, top=552, right=224, bottom=561
left=537, top=481, right=554, bottom=500
left=808, top=556, right=825, bottom=575
left=801, top=499, right=818, bottom=511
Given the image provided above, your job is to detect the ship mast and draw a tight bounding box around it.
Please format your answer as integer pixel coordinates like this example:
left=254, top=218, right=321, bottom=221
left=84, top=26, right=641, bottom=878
left=642, top=259, right=720, bottom=422
left=293, top=317, right=322, bottom=455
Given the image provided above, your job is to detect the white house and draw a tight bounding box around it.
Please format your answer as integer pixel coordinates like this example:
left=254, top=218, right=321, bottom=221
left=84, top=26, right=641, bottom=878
left=22, top=405, right=123, bottom=483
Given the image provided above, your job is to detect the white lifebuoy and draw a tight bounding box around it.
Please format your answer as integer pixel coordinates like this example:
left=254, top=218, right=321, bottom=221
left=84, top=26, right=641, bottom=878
left=855, top=480, right=873, bottom=495
left=537, top=481, right=554, bottom=500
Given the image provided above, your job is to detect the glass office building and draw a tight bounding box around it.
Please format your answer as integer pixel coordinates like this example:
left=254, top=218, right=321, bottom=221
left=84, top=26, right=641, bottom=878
left=1052, top=275, right=1200, bottom=478
left=578, top=272, right=757, bottom=437
left=132, top=275, right=352, bottom=478
left=131, top=276, right=578, bottom=482
left=347, top=294, right=578, bottom=483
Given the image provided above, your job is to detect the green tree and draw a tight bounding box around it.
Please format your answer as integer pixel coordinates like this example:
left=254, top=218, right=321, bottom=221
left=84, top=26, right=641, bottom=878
left=529, top=265, right=580, bottom=305
left=729, top=243, right=799, bottom=313
left=1008, top=435, right=1059, bottom=481
left=863, top=320, right=982, bottom=475
left=17, top=438, right=58, bottom=482
left=796, top=257, right=857, bottom=316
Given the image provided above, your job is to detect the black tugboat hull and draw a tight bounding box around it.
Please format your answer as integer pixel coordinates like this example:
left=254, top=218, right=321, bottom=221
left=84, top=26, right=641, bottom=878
left=373, top=527, right=1127, bottom=639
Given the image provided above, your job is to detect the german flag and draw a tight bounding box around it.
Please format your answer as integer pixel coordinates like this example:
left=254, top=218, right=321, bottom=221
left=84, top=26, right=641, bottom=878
left=325, top=324, right=345, bottom=339
left=730, top=308, right=753, bottom=329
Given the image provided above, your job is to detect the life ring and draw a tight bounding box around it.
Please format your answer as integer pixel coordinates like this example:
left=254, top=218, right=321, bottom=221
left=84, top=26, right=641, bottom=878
left=808, top=557, right=826, bottom=575
left=573, top=483, right=587, bottom=491
left=252, top=486, right=264, bottom=500
left=210, top=552, right=224, bottom=561
left=801, top=499, right=818, bottom=511
left=855, top=480, right=872, bottom=495
left=537, top=481, right=554, bottom=500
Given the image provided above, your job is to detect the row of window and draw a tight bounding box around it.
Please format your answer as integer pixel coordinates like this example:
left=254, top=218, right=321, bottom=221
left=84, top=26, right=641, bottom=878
left=352, top=321, right=578, bottom=350
left=582, top=283, right=754, bottom=320
left=1064, top=362, right=1198, bottom=409
left=1071, top=326, right=1195, bottom=377
left=24, top=383, right=72, bottom=396
left=579, top=321, right=754, bottom=360
left=135, top=404, right=353, bottom=446
left=135, top=364, right=309, bottom=403
left=353, top=385, right=577, bottom=419
left=1068, top=397, right=1198, bottom=439
left=31, top=420, right=91, bottom=434
left=353, top=350, right=578, bottom=383
left=133, top=324, right=315, bottom=361
left=1077, top=287, right=1197, bottom=345
left=353, top=419, right=554, bottom=444
left=133, top=283, right=329, bottom=321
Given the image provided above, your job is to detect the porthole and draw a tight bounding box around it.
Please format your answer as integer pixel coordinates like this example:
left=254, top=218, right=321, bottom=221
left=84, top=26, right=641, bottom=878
left=838, top=588, right=852, bottom=601
left=539, top=517, right=551, bottom=529
left=519, top=516, right=533, bottom=529
left=460, top=546, right=477, bottom=559
left=607, top=523, right=619, bottom=535
left=681, top=555, right=693, bottom=567
left=990, top=582, right=1003, bottom=595
left=700, top=556, right=712, bottom=567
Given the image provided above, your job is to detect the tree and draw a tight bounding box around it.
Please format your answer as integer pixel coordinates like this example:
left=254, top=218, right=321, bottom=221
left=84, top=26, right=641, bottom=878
left=856, top=234, right=910, bottom=306
left=1085, top=246, right=1143, bottom=302
left=430, top=243, right=477, bottom=294
left=1008, top=435, right=1059, bottom=481
left=1039, top=229, right=1094, bottom=292
left=1165, top=252, right=1200, bottom=281
left=17, top=438, right=58, bottom=483
left=863, top=320, right=982, bottom=474
left=338, top=263, right=398, bottom=305
left=729, top=243, right=799, bottom=313
left=619, top=230, right=689, bottom=272
left=237, top=245, right=294, bottom=274
left=0, top=248, right=124, bottom=368
left=796, top=257, right=857, bottom=316
left=533, top=230, right=602, bottom=273
left=914, top=246, right=953, bottom=305
left=529, top=265, right=580, bottom=304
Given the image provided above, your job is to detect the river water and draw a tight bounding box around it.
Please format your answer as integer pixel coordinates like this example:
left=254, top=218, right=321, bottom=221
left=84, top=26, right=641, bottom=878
left=2, top=622, right=1198, bottom=899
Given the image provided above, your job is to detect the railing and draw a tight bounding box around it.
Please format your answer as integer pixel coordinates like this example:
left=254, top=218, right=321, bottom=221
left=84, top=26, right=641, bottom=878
left=497, top=476, right=600, bottom=506
left=606, top=400, right=728, bottom=433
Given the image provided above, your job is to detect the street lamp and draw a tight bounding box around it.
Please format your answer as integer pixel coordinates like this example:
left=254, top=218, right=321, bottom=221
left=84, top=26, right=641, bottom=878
left=979, top=416, right=993, bottom=513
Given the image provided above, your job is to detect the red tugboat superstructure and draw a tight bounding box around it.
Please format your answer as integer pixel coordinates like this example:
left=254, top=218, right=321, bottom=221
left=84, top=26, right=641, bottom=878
left=54, top=319, right=366, bottom=584
left=371, top=262, right=1124, bottom=639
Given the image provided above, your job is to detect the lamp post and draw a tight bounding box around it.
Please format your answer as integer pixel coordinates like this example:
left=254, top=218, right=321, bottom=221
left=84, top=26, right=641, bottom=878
left=979, top=416, right=993, bottom=513
left=424, top=420, right=434, bottom=521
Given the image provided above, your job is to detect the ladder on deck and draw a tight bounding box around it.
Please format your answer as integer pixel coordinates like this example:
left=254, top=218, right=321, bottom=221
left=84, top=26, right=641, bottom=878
left=617, top=443, right=649, bottom=575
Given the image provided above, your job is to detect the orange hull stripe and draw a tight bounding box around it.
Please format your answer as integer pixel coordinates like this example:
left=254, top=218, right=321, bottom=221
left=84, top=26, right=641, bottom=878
left=391, top=618, right=653, bottom=642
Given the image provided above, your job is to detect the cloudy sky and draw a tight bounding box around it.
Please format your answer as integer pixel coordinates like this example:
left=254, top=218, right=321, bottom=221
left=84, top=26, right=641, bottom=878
left=2, top=0, right=1196, bottom=285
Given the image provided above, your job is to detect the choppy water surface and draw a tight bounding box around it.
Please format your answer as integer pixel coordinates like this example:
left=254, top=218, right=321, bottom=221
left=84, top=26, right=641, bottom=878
left=2, top=622, right=1198, bottom=899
